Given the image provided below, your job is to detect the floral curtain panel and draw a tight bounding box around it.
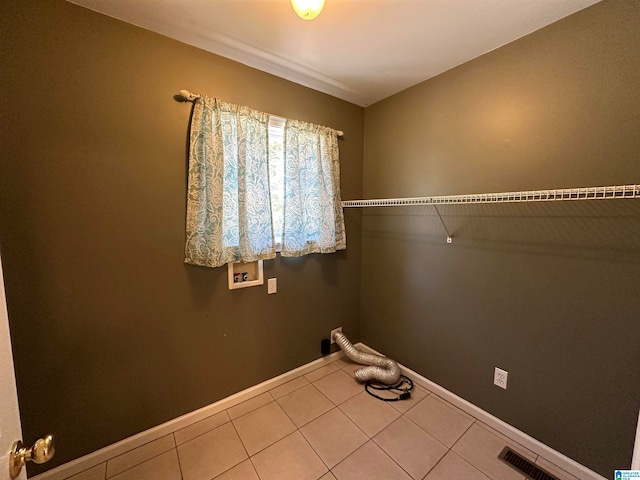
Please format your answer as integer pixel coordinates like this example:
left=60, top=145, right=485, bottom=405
left=282, top=119, right=346, bottom=256
left=184, top=96, right=346, bottom=267
left=185, top=96, right=275, bottom=267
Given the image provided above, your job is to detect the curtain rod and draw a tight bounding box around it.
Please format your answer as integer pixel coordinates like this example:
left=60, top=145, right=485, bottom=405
left=178, top=89, right=344, bottom=137
left=341, top=184, right=640, bottom=208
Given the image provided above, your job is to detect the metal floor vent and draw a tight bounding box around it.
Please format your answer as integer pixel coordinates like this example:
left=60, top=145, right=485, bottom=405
left=498, top=447, right=559, bottom=480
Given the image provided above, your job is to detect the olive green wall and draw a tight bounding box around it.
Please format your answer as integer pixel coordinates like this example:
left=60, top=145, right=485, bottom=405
left=362, top=0, right=639, bottom=475
left=0, top=0, right=363, bottom=474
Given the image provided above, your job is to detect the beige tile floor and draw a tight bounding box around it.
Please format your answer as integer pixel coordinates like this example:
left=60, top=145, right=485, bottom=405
left=66, top=357, right=580, bottom=480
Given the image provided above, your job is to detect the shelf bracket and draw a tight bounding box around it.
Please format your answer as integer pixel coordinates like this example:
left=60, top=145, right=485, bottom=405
left=433, top=205, right=452, bottom=244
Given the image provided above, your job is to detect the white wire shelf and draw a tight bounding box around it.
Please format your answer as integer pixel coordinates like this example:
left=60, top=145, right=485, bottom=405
left=341, top=184, right=640, bottom=208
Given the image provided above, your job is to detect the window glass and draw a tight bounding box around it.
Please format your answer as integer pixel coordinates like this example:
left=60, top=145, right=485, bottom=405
left=268, top=117, right=285, bottom=249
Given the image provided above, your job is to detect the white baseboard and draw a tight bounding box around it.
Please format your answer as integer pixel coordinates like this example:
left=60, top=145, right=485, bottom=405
left=357, top=343, right=606, bottom=480
left=34, top=343, right=606, bottom=480
left=32, top=350, right=345, bottom=480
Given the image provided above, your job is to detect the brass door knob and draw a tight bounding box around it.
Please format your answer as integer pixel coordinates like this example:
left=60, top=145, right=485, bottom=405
left=9, top=434, right=55, bottom=479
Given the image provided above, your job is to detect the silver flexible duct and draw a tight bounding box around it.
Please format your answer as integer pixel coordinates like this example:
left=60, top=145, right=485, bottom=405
left=332, top=332, right=401, bottom=385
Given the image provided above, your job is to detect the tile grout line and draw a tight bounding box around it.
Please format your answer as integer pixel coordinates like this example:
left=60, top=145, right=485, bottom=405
left=270, top=376, right=311, bottom=400
left=414, top=415, right=490, bottom=480
left=202, top=421, right=254, bottom=480
left=227, top=392, right=276, bottom=422
left=383, top=392, right=451, bottom=449
left=379, top=392, right=473, bottom=480
left=246, top=457, right=262, bottom=480
left=274, top=360, right=365, bottom=478
left=444, top=450, right=494, bottom=480
left=103, top=434, right=174, bottom=470
left=293, top=423, right=332, bottom=478
left=377, top=405, right=451, bottom=480
left=474, top=420, right=540, bottom=463
left=248, top=429, right=327, bottom=478
left=324, top=361, right=408, bottom=452
left=104, top=446, right=176, bottom=479
left=106, top=452, right=167, bottom=480
left=454, top=418, right=477, bottom=448
left=229, top=415, right=252, bottom=463
left=274, top=382, right=337, bottom=430
left=303, top=366, right=337, bottom=384
left=175, top=414, right=233, bottom=448
left=61, top=463, right=107, bottom=480
left=172, top=433, right=185, bottom=480
left=186, top=410, right=254, bottom=480
left=233, top=401, right=298, bottom=457
left=226, top=402, right=284, bottom=454
left=369, top=430, right=422, bottom=480
left=447, top=419, right=528, bottom=480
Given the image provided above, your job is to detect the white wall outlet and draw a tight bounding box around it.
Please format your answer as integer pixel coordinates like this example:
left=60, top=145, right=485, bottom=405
left=494, top=367, right=508, bottom=389
left=330, top=327, right=342, bottom=344
left=267, top=278, right=277, bottom=294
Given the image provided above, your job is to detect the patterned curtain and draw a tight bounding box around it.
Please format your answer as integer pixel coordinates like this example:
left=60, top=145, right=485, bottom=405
left=185, top=96, right=276, bottom=267
left=281, top=119, right=346, bottom=256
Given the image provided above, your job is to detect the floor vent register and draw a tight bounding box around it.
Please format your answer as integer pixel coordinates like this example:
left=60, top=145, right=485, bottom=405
left=498, top=447, right=559, bottom=480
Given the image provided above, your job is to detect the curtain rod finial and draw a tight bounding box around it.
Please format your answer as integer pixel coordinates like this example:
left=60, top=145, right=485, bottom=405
left=179, top=90, right=200, bottom=101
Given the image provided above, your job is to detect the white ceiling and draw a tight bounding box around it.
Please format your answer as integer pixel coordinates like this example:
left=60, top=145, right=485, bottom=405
left=67, top=0, right=601, bottom=107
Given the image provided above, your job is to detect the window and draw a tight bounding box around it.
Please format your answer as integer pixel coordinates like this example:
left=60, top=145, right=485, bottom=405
left=184, top=96, right=345, bottom=268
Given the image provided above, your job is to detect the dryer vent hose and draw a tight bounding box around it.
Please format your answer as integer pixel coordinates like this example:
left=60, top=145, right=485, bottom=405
left=332, top=332, right=401, bottom=385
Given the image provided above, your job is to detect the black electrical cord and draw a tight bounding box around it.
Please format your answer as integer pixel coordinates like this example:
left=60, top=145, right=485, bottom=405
left=365, top=375, right=414, bottom=402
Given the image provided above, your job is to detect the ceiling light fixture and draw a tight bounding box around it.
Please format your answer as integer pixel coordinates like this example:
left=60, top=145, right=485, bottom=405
left=291, top=0, right=325, bottom=20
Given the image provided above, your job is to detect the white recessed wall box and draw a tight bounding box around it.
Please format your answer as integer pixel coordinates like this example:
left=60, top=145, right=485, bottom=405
left=228, top=260, right=264, bottom=290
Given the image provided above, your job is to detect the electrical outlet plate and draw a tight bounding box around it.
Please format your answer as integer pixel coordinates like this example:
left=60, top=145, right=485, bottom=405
left=330, top=327, right=342, bottom=344
left=267, top=278, right=277, bottom=294
left=494, top=367, right=508, bottom=389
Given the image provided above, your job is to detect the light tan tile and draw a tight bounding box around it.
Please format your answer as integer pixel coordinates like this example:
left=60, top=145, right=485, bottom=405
left=475, top=422, right=537, bottom=461
left=174, top=410, right=230, bottom=445
left=66, top=463, right=106, bottom=480
left=332, top=441, right=412, bottom=480
left=251, top=431, right=327, bottom=480
left=374, top=416, right=448, bottom=479
left=430, top=394, right=475, bottom=421
left=332, top=357, right=354, bottom=370
left=177, top=422, right=248, bottom=480
left=270, top=376, right=309, bottom=399
left=339, top=391, right=400, bottom=437
left=106, top=435, right=175, bottom=478
left=425, top=451, right=491, bottom=480
left=405, top=395, right=473, bottom=447
left=40, top=469, right=70, bottom=480
left=277, top=384, right=334, bottom=427
left=300, top=408, right=368, bottom=469
left=110, top=450, right=181, bottom=480
left=304, top=362, right=339, bottom=383
left=339, top=362, right=363, bottom=379
left=452, top=423, right=529, bottom=480
left=313, top=370, right=363, bottom=405
left=232, top=402, right=296, bottom=455
left=389, top=384, right=429, bottom=414
left=227, top=392, right=274, bottom=420
left=319, top=472, right=338, bottom=480
left=213, top=459, right=259, bottom=480
left=535, top=456, right=580, bottom=480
